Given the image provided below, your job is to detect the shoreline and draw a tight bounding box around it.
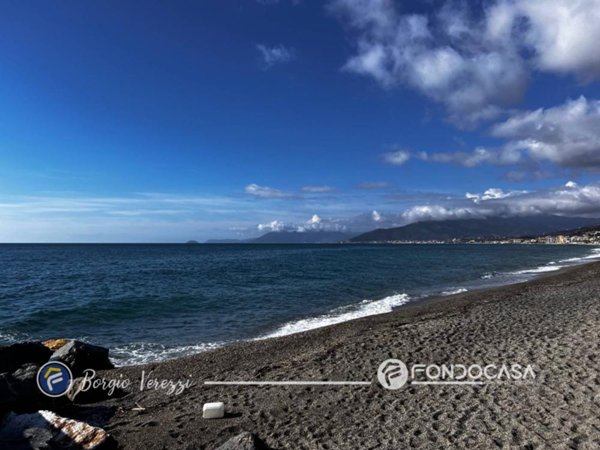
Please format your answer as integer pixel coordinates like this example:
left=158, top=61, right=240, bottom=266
left=110, top=245, right=600, bottom=366
left=95, top=260, right=600, bottom=448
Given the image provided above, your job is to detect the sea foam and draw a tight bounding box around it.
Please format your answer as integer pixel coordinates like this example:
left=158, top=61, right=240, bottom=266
left=260, top=293, right=411, bottom=339
left=513, top=264, right=563, bottom=275
left=441, top=288, right=468, bottom=296
left=111, top=342, right=223, bottom=366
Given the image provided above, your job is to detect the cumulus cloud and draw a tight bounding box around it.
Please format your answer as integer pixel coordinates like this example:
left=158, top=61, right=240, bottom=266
left=383, top=149, right=411, bottom=165
left=250, top=181, right=600, bottom=235
left=257, top=220, right=286, bottom=232
left=565, top=181, right=578, bottom=189
left=491, top=96, right=600, bottom=169
left=465, top=187, right=528, bottom=204
left=516, top=0, right=600, bottom=79
left=401, top=204, right=479, bottom=223
left=402, top=182, right=600, bottom=223
left=409, top=96, right=600, bottom=172
left=330, top=0, right=600, bottom=124
left=300, top=213, right=351, bottom=232
left=257, top=214, right=349, bottom=233
left=245, top=183, right=291, bottom=198
left=301, top=185, right=336, bottom=193
left=256, top=44, right=295, bottom=67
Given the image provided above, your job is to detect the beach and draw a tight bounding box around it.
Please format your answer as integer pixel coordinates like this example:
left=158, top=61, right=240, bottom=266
left=90, top=261, right=600, bottom=449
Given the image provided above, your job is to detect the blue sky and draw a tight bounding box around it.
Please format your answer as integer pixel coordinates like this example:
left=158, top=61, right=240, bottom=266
left=2, top=0, right=600, bottom=242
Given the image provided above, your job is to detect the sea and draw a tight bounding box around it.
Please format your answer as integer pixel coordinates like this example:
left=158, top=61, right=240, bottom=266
left=1, top=243, right=599, bottom=366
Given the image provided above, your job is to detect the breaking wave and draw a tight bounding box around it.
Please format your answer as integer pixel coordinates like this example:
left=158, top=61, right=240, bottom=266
left=260, top=293, right=411, bottom=339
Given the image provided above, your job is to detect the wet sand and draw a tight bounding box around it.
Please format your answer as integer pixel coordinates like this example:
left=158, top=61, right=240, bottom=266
left=100, top=262, right=600, bottom=449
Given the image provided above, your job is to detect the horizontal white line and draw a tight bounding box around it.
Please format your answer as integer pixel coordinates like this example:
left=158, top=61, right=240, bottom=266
left=204, top=381, right=372, bottom=386
left=411, top=381, right=486, bottom=385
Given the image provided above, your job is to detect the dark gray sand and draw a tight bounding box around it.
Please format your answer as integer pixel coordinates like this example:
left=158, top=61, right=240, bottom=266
left=100, top=262, right=600, bottom=449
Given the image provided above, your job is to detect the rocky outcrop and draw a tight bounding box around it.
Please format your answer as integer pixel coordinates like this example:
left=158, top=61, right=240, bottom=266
left=0, top=363, right=56, bottom=414
left=0, top=339, right=116, bottom=414
left=0, top=342, right=52, bottom=373
left=49, top=340, right=114, bottom=377
left=0, top=410, right=115, bottom=450
left=216, top=432, right=269, bottom=450
left=0, top=339, right=118, bottom=448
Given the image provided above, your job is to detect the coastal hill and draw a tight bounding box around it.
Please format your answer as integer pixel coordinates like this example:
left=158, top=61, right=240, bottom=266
left=350, top=215, right=600, bottom=243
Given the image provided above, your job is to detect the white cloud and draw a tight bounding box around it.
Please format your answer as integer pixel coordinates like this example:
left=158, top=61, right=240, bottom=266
left=245, top=183, right=291, bottom=198
left=330, top=0, right=600, bottom=124
left=291, top=214, right=350, bottom=232
left=257, top=220, right=286, bottom=232
left=256, top=44, right=295, bottom=67
left=411, top=96, right=600, bottom=172
left=491, top=96, right=600, bottom=169
left=249, top=181, right=600, bottom=234
left=517, top=0, right=600, bottom=79
left=383, top=149, right=410, bottom=165
left=401, top=205, right=478, bottom=223
left=330, top=0, right=527, bottom=124
left=403, top=182, right=600, bottom=223
left=465, top=188, right=528, bottom=204
left=309, top=214, right=322, bottom=224
left=301, top=185, right=336, bottom=193
left=297, top=214, right=332, bottom=232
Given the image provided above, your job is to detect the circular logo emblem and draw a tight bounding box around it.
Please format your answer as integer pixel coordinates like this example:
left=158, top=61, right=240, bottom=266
left=36, top=361, right=73, bottom=397
left=377, top=359, right=408, bottom=390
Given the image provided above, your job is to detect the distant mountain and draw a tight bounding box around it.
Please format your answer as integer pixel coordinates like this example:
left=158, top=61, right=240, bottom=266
left=250, top=230, right=354, bottom=244
left=350, top=215, right=600, bottom=242
left=545, top=224, right=600, bottom=237
left=205, top=239, right=244, bottom=244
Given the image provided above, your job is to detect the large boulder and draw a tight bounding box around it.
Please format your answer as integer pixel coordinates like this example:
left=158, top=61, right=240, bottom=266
left=216, top=432, right=269, bottom=450
left=0, top=363, right=69, bottom=415
left=50, top=341, right=114, bottom=376
left=0, top=342, right=52, bottom=373
left=0, top=410, right=115, bottom=449
left=1, top=364, right=39, bottom=414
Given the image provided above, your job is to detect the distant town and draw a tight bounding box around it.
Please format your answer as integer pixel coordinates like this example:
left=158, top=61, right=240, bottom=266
left=357, top=226, right=600, bottom=245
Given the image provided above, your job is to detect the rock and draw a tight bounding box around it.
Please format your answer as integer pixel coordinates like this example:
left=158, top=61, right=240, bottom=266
left=6, top=363, right=47, bottom=412
left=0, top=372, right=16, bottom=415
left=66, top=377, right=127, bottom=404
left=0, top=363, right=60, bottom=414
left=23, top=427, right=54, bottom=450
left=0, top=410, right=116, bottom=450
left=0, top=342, right=52, bottom=373
left=42, top=339, right=69, bottom=351
left=50, top=341, right=114, bottom=376
left=216, top=432, right=269, bottom=450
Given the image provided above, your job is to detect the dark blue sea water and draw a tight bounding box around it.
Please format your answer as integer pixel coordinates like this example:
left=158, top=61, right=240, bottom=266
left=1, top=244, right=599, bottom=365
